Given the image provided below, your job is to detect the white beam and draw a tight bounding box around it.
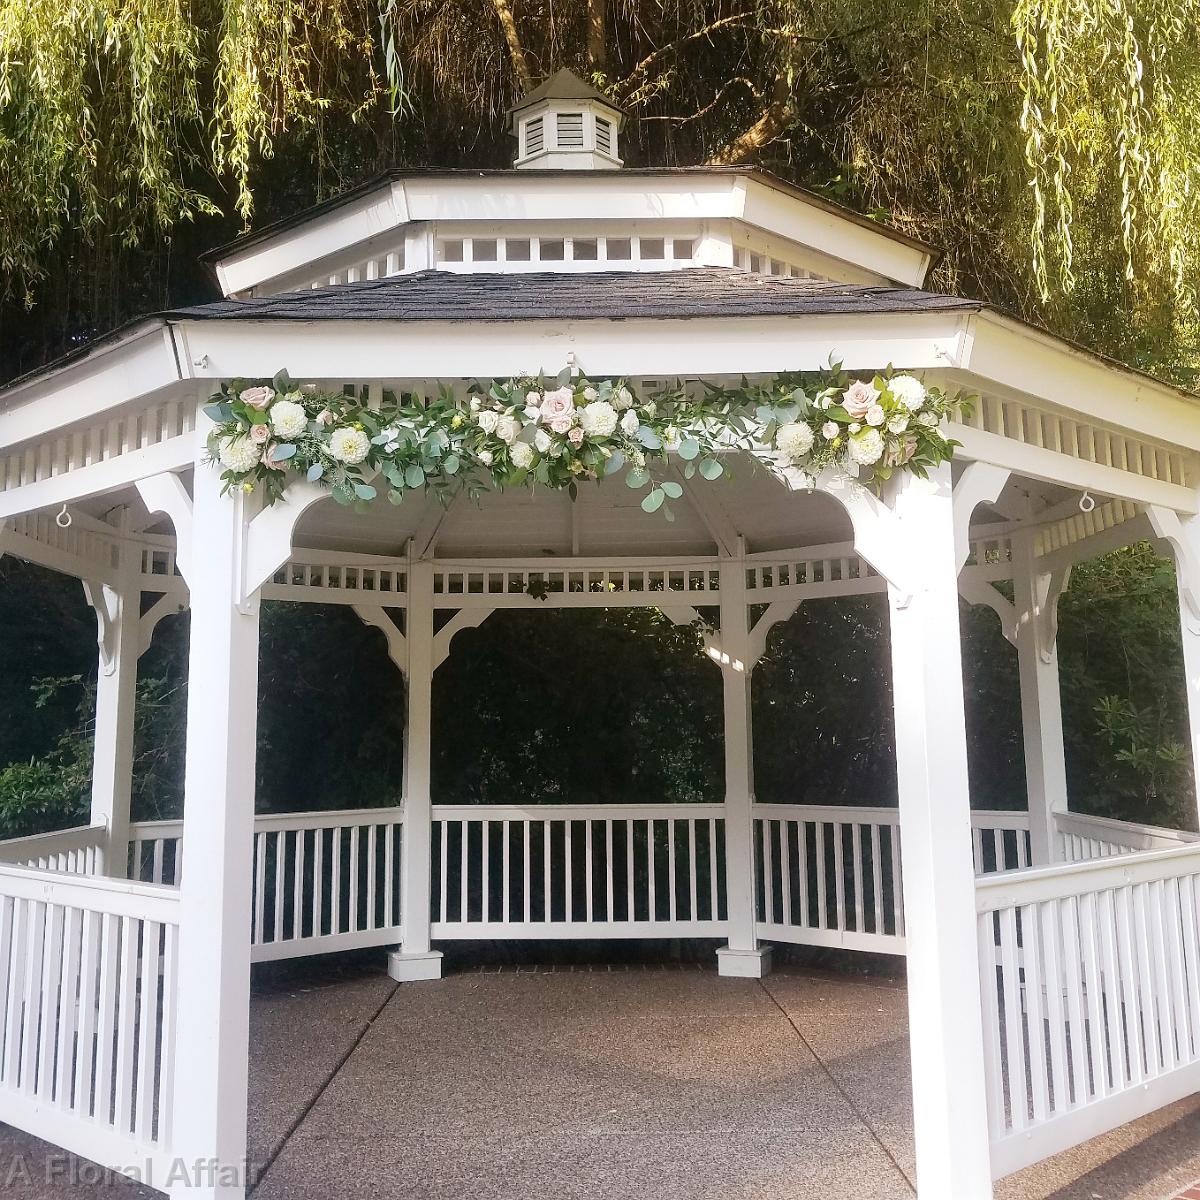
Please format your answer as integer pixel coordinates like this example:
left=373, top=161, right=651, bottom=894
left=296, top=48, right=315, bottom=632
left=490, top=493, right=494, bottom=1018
left=886, top=465, right=993, bottom=1198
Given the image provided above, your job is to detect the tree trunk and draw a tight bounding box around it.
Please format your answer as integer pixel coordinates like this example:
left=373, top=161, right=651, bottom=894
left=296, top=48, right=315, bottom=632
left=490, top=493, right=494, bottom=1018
left=490, top=0, right=533, bottom=92
left=587, top=0, right=607, bottom=71
left=708, top=74, right=793, bottom=165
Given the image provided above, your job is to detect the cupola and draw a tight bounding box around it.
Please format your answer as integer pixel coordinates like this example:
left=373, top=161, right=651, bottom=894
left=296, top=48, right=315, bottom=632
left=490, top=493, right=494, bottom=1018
left=509, top=68, right=623, bottom=170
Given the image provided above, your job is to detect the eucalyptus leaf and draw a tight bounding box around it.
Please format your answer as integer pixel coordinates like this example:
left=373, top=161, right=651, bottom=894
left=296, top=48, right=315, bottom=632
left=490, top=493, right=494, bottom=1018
left=203, top=402, right=233, bottom=424
left=637, top=426, right=662, bottom=449
left=626, top=467, right=650, bottom=489
left=678, top=438, right=700, bottom=460
left=641, top=488, right=665, bottom=513
left=306, top=463, right=324, bottom=482
left=353, top=482, right=377, bottom=501
left=405, top=464, right=426, bottom=488
left=387, top=489, right=405, bottom=506
left=661, top=480, right=683, bottom=499
left=699, top=458, right=724, bottom=480
left=443, top=453, right=460, bottom=474
left=270, top=443, right=296, bottom=462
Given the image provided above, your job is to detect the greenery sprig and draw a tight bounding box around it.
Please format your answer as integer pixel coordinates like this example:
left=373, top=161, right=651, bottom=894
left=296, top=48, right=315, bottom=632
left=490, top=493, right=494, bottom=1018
left=204, top=365, right=973, bottom=518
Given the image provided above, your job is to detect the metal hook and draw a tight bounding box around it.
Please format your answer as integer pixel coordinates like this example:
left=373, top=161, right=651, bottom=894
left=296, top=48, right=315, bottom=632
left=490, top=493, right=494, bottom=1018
left=1079, top=491, right=1096, bottom=514
left=55, top=504, right=72, bottom=529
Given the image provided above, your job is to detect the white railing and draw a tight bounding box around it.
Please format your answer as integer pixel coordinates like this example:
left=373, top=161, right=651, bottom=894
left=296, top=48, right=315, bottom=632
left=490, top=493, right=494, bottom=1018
left=0, top=824, right=106, bottom=876
left=128, top=808, right=405, bottom=963
left=977, top=843, right=1200, bottom=1179
left=1056, top=810, right=1200, bottom=862
left=0, top=865, right=180, bottom=1180
left=972, top=810, right=1034, bottom=874
left=430, top=804, right=727, bottom=938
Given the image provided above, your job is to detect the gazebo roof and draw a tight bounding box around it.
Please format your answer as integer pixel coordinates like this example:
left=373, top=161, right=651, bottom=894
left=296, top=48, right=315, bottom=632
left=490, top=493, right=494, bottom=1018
left=162, top=269, right=978, bottom=324
left=506, top=67, right=622, bottom=115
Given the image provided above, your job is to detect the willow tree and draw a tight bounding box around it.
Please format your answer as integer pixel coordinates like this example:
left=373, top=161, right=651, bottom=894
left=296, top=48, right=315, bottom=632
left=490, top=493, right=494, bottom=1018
left=1, top=0, right=1198, bottom=378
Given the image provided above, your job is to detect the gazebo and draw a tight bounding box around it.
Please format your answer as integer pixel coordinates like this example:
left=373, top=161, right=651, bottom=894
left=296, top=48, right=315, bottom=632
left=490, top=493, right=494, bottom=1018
left=2, top=69, right=1200, bottom=1200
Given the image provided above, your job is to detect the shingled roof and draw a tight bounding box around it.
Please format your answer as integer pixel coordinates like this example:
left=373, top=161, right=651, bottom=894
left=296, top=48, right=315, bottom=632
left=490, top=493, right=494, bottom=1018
left=164, top=269, right=979, bottom=323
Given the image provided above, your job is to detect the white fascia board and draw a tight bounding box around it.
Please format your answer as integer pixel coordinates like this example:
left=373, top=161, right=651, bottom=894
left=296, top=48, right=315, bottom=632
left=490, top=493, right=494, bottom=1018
left=959, top=310, right=1200, bottom=451
left=216, top=183, right=411, bottom=297
left=738, top=177, right=933, bottom=287
left=0, top=322, right=184, bottom=452
left=178, top=310, right=972, bottom=383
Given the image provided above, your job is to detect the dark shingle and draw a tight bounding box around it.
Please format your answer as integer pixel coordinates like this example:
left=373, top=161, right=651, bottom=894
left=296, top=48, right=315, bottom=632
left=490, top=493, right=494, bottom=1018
left=165, top=269, right=979, bottom=324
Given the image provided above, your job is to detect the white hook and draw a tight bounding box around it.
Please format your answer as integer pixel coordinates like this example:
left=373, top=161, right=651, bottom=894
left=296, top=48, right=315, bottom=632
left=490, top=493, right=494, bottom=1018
left=1079, top=490, right=1096, bottom=514
left=55, top=504, right=72, bottom=529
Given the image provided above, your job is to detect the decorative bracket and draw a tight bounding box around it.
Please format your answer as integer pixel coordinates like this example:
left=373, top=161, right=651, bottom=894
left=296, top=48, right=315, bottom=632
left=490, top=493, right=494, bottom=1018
left=138, top=593, right=190, bottom=658
left=1034, top=563, right=1072, bottom=663
left=353, top=604, right=409, bottom=675
left=958, top=570, right=1018, bottom=646
left=136, top=473, right=194, bottom=583
left=241, top=480, right=328, bottom=611
left=747, top=598, right=801, bottom=667
left=1147, top=505, right=1200, bottom=635
left=82, top=579, right=122, bottom=676
left=952, top=463, right=1011, bottom=574
left=432, top=609, right=492, bottom=671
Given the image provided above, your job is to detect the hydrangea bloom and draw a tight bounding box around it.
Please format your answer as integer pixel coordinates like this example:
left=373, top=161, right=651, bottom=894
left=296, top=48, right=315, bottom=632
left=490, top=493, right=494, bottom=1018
left=329, top=428, right=370, bottom=465
left=269, top=400, right=308, bottom=440
left=776, top=422, right=814, bottom=463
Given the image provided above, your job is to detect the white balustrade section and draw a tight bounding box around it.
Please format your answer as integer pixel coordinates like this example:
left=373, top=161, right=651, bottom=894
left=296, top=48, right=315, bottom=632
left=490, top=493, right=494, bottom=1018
left=0, top=824, right=106, bottom=876
left=977, top=843, right=1200, bottom=1179
left=430, top=804, right=728, bottom=938
left=1056, top=810, right=1200, bottom=862
left=972, top=810, right=1034, bottom=874
left=128, top=821, right=183, bottom=886
left=0, top=866, right=179, bottom=1180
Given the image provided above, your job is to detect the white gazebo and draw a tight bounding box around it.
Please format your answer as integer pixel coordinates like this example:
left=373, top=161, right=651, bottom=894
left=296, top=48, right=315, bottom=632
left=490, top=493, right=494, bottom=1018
left=2, top=70, right=1200, bottom=1200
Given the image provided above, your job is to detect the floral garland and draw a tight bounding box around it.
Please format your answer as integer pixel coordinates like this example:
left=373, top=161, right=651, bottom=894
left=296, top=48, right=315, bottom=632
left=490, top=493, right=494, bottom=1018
left=204, top=366, right=973, bottom=518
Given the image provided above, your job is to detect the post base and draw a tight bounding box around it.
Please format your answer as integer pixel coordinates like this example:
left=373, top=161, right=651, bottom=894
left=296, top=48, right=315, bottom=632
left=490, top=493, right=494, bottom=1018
left=387, top=949, right=444, bottom=982
left=716, top=944, right=772, bottom=978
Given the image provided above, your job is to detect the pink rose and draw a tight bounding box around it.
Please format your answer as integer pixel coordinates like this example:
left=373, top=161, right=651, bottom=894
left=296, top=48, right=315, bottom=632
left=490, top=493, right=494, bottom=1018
left=540, top=388, right=575, bottom=428
left=316, top=409, right=335, bottom=426
left=263, top=444, right=287, bottom=471
left=568, top=427, right=585, bottom=448
left=239, top=386, right=274, bottom=410
left=250, top=423, right=271, bottom=444
left=842, top=380, right=879, bottom=420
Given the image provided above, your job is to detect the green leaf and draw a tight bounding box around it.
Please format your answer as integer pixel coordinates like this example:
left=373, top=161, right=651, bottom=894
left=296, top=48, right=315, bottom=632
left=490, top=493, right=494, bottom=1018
left=660, top=480, right=683, bottom=499
left=203, top=402, right=233, bottom=424
left=641, top=488, right=665, bottom=513
left=683, top=462, right=697, bottom=479
left=306, top=463, right=324, bottom=482
left=404, top=464, right=426, bottom=488
left=387, top=489, right=405, bottom=506
left=270, top=443, right=296, bottom=462
left=271, top=369, right=294, bottom=394
left=353, top=482, right=377, bottom=501
left=443, top=454, right=460, bottom=475
left=699, top=458, right=723, bottom=480
left=637, top=426, right=662, bottom=449
left=604, top=451, right=625, bottom=476
left=678, top=438, right=700, bottom=460
left=626, top=467, right=650, bottom=489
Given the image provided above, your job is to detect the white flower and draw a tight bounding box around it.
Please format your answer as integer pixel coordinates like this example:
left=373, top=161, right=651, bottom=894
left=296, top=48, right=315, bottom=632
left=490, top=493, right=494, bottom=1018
left=820, top=421, right=840, bottom=440
left=663, top=426, right=682, bottom=451
left=615, top=387, right=634, bottom=411
left=848, top=428, right=885, bottom=467
left=269, top=399, right=308, bottom=440
left=620, top=410, right=640, bottom=436
left=820, top=397, right=832, bottom=410
left=917, top=410, right=939, bottom=427
left=582, top=386, right=598, bottom=402
left=218, top=435, right=262, bottom=473
left=886, top=413, right=909, bottom=434
left=496, top=415, right=520, bottom=444
left=534, top=428, right=553, bottom=453
left=629, top=448, right=646, bottom=468
left=776, top=422, right=815, bottom=463
left=865, top=404, right=886, bottom=428
left=469, top=396, right=482, bottom=413
left=580, top=401, right=618, bottom=438
left=523, top=405, right=541, bottom=422
left=476, top=410, right=500, bottom=435
left=642, top=401, right=657, bottom=419
left=525, top=390, right=541, bottom=406
left=510, top=442, right=535, bottom=470
left=849, top=422, right=862, bottom=434
left=328, top=427, right=371, bottom=465
left=379, top=426, right=402, bottom=453
left=889, top=375, right=927, bottom=411
left=478, top=449, right=494, bottom=465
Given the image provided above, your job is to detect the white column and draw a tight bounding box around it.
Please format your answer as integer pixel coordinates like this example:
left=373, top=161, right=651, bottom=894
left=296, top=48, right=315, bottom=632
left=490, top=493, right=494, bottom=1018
left=1012, top=531, right=1069, bottom=863
left=87, top=515, right=139, bottom=878
left=168, top=466, right=259, bottom=1199
left=715, top=552, right=770, bottom=978
left=887, top=467, right=992, bottom=1198
left=387, top=556, right=442, bottom=980
left=1171, top=515, right=1200, bottom=830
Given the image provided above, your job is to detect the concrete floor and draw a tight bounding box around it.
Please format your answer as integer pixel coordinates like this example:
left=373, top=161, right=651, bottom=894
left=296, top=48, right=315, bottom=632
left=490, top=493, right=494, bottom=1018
left=1, top=958, right=1199, bottom=1199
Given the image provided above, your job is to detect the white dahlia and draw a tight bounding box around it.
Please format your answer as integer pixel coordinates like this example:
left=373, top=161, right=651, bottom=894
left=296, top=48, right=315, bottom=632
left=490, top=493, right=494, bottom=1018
left=847, top=428, right=885, bottom=467
left=269, top=399, right=308, bottom=440
left=510, top=441, right=535, bottom=470
left=580, top=401, right=618, bottom=438
left=776, top=422, right=814, bottom=463
left=218, top=435, right=262, bottom=473
left=328, top=427, right=371, bottom=465
left=889, top=375, right=927, bottom=411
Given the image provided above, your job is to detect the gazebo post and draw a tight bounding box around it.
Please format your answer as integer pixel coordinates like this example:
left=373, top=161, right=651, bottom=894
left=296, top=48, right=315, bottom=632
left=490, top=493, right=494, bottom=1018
left=715, top=546, right=770, bottom=978
left=1011, top=530, right=1068, bottom=863
left=387, top=553, right=442, bottom=981
left=85, top=507, right=139, bottom=878
left=887, top=466, right=993, bottom=1198
left=1165, top=513, right=1200, bottom=829
left=168, top=463, right=260, bottom=1198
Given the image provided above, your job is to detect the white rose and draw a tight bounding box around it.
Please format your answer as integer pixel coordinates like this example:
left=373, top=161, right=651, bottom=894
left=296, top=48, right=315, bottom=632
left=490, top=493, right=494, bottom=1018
left=469, top=396, right=482, bottom=413
left=619, top=410, right=640, bottom=437
left=496, top=415, right=520, bottom=444
left=269, top=399, right=308, bottom=440
left=525, top=390, right=541, bottom=406
left=534, top=429, right=552, bottom=453
left=642, top=401, right=657, bottom=419
left=887, top=414, right=909, bottom=434
left=776, top=422, right=815, bottom=463
left=917, top=410, right=939, bottom=427
left=889, top=375, right=927, bottom=411
left=217, top=435, right=262, bottom=473
left=849, top=422, right=862, bottom=434
left=579, top=401, right=618, bottom=438
left=510, top=441, right=535, bottom=470
left=820, top=421, right=839, bottom=440
left=328, top=427, right=371, bottom=465
left=523, top=405, right=541, bottom=422
left=476, top=410, right=500, bottom=434
left=847, top=428, right=885, bottom=466
left=478, top=449, right=494, bottom=465
left=663, top=426, right=682, bottom=451
left=865, top=404, right=885, bottom=428
left=582, top=386, right=598, bottom=402
left=615, top=387, right=634, bottom=411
